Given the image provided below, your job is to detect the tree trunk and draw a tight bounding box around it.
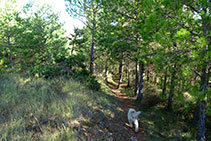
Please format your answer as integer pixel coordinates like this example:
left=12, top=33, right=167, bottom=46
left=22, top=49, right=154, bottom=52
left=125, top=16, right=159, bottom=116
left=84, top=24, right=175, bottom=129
left=71, top=45, right=74, bottom=56
left=198, top=101, right=206, bottom=141
left=134, top=60, right=139, bottom=96
left=127, top=64, right=130, bottom=87
left=162, top=68, right=168, bottom=96
left=147, top=69, right=150, bottom=82
left=89, top=31, right=95, bottom=73
left=197, top=68, right=207, bottom=141
left=197, top=8, right=209, bottom=141
left=105, top=61, right=108, bottom=82
left=167, top=64, right=176, bottom=110
left=89, top=10, right=96, bottom=74
left=136, top=63, right=144, bottom=101
left=159, top=76, right=163, bottom=89
left=117, top=60, right=123, bottom=89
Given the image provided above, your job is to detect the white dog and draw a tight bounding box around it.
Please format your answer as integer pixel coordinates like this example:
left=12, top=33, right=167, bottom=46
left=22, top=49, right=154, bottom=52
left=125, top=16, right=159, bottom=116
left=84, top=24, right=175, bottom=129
left=128, top=108, right=141, bottom=132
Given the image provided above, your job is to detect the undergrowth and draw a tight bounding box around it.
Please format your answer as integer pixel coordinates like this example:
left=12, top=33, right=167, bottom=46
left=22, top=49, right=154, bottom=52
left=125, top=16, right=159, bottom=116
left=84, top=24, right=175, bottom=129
left=134, top=83, right=198, bottom=140
left=121, top=83, right=198, bottom=140
left=0, top=73, right=118, bottom=140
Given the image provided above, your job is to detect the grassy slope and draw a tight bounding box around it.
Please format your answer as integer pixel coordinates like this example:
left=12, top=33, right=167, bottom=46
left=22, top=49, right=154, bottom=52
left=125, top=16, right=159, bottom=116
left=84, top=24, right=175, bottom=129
left=0, top=73, right=119, bottom=140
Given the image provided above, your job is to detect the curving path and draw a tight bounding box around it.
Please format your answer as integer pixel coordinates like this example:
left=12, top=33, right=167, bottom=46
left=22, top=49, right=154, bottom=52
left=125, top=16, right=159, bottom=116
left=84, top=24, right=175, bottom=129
left=106, top=81, right=146, bottom=141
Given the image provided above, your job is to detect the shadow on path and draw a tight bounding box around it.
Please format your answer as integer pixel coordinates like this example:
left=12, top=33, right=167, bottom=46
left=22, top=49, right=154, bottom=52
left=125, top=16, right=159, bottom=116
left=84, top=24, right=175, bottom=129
left=105, top=80, right=146, bottom=141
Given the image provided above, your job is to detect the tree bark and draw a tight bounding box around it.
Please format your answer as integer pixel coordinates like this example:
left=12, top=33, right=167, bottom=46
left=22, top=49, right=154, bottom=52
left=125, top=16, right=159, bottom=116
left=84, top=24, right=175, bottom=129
left=134, top=60, right=139, bottom=96
left=117, top=60, right=123, bottom=89
left=136, top=63, right=144, bottom=101
left=198, top=101, right=206, bottom=141
left=167, top=64, right=176, bottom=110
left=197, top=67, right=207, bottom=141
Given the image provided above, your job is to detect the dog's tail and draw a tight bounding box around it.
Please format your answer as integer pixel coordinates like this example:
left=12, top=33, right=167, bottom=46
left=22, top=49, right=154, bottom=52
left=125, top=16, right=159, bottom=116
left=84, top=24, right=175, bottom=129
left=136, top=111, right=141, bottom=116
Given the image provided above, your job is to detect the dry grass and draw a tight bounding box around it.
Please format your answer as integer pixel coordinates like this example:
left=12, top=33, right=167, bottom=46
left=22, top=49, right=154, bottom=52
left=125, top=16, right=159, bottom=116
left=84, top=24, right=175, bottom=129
left=0, top=73, right=118, bottom=140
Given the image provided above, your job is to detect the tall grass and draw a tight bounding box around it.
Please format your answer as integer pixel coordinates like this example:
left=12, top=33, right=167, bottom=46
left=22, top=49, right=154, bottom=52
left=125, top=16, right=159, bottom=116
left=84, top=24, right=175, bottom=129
left=0, top=73, right=117, bottom=140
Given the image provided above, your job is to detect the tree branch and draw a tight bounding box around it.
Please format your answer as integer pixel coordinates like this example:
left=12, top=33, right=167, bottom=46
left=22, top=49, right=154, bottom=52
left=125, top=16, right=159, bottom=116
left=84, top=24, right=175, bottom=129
left=191, top=69, right=202, bottom=77
left=188, top=5, right=200, bottom=14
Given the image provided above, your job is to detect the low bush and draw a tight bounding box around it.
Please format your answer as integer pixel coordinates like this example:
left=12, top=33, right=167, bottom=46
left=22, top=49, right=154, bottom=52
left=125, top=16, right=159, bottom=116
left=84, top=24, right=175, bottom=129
left=86, top=75, right=101, bottom=91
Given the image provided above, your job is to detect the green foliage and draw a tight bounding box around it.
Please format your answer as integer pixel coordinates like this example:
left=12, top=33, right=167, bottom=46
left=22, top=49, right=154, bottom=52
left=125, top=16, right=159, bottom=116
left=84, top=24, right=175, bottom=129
left=86, top=75, right=101, bottom=91
left=72, top=68, right=101, bottom=91
left=175, top=28, right=191, bottom=39
left=34, top=54, right=86, bottom=79
left=0, top=1, right=69, bottom=75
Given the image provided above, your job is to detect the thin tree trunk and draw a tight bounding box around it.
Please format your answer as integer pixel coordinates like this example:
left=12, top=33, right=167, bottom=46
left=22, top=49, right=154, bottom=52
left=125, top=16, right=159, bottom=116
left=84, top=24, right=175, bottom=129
left=134, top=60, right=139, bottom=96
left=71, top=45, right=74, bottom=56
left=167, top=64, right=176, bottom=110
left=162, top=68, right=168, bottom=96
left=117, top=60, right=123, bottom=89
left=146, top=70, right=150, bottom=82
left=127, top=64, right=130, bottom=87
left=105, top=61, right=108, bottom=82
left=136, top=63, right=144, bottom=101
left=90, top=32, right=95, bottom=73
left=89, top=10, right=96, bottom=74
left=159, top=76, right=163, bottom=89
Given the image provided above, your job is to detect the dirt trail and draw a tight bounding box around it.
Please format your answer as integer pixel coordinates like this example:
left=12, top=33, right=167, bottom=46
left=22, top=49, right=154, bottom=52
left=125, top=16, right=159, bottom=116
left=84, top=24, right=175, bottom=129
left=72, top=81, right=146, bottom=140
left=106, top=81, right=146, bottom=141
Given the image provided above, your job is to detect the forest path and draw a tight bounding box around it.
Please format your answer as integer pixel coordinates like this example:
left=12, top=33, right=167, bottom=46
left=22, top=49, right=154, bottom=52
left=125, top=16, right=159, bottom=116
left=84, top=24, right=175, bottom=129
left=72, top=80, right=146, bottom=140
left=105, top=81, right=146, bottom=141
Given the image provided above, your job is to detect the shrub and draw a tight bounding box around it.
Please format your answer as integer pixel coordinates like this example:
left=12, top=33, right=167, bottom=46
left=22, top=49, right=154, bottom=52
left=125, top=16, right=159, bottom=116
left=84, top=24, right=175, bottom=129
left=86, top=75, right=101, bottom=91
left=73, top=69, right=101, bottom=91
